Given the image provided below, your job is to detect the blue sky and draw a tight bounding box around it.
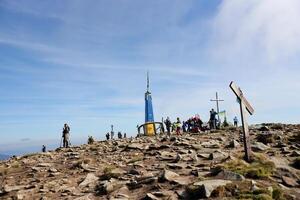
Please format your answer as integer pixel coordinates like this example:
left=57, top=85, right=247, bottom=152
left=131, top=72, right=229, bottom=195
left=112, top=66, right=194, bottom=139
left=0, top=0, right=300, bottom=154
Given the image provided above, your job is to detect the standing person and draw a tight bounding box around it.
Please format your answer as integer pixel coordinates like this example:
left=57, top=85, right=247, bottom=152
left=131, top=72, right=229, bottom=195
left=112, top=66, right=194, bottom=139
left=62, top=123, right=70, bottom=148
left=106, top=132, right=110, bottom=140
left=110, top=125, right=114, bottom=140
left=182, top=121, right=187, bottom=133
left=42, top=145, right=46, bottom=152
left=124, top=133, right=127, bottom=138
left=233, top=116, right=238, bottom=127
left=164, top=117, right=171, bottom=135
left=118, top=131, right=122, bottom=139
left=176, top=117, right=181, bottom=135
left=209, top=109, right=217, bottom=130
left=198, top=117, right=203, bottom=131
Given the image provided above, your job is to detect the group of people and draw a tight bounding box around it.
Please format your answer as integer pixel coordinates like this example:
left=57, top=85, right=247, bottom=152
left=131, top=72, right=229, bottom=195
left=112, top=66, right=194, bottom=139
left=162, top=109, right=240, bottom=136
left=105, top=131, right=127, bottom=140
left=163, top=115, right=205, bottom=135
left=52, top=110, right=240, bottom=151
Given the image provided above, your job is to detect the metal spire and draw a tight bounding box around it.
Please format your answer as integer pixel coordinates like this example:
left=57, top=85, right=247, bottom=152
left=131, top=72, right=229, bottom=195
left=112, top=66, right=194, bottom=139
left=147, top=71, right=150, bottom=92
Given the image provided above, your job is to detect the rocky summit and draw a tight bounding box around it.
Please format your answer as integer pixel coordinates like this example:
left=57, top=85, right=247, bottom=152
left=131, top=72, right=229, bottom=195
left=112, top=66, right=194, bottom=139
left=0, top=123, right=300, bottom=200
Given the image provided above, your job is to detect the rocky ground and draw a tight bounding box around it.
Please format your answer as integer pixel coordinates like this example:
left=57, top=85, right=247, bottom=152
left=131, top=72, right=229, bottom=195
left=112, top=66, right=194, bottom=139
left=0, top=123, right=300, bottom=200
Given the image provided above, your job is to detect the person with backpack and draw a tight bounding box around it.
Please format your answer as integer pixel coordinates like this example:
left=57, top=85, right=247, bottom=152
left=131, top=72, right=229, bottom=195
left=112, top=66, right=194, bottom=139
left=164, top=117, right=172, bottom=135
left=106, top=132, right=110, bottom=140
left=233, top=116, right=238, bottom=127
left=62, top=123, right=71, bottom=148
left=176, top=117, right=181, bottom=135
left=118, top=131, right=122, bottom=139
left=209, top=109, right=217, bottom=130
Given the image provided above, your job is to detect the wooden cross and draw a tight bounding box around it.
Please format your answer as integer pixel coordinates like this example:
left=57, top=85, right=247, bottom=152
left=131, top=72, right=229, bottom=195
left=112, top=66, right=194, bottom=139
left=230, top=81, right=254, bottom=162
left=210, top=92, right=224, bottom=125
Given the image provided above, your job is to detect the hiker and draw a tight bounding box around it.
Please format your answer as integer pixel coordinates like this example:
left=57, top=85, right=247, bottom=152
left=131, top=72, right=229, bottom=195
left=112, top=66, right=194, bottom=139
left=42, top=145, right=46, bottom=152
left=233, top=116, right=238, bottom=127
left=62, top=123, right=70, bottom=148
left=88, top=136, right=94, bottom=144
left=164, top=117, right=171, bottom=135
left=118, top=131, right=122, bottom=139
left=176, top=117, right=181, bottom=135
left=182, top=121, right=187, bottom=133
left=106, top=132, right=110, bottom=140
left=111, top=130, right=114, bottom=140
left=124, top=133, right=127, bottom=138
left=209, top=109, right=217, bottom=130
left=196, top=116, right=203, bottom=132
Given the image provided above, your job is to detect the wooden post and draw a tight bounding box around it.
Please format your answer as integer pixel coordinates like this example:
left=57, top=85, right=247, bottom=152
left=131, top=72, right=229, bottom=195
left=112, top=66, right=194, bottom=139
left=230, top=82, right=254, bottom=162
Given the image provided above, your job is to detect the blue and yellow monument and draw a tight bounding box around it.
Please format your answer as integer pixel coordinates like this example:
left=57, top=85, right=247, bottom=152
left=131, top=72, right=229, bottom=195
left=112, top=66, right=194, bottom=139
left=138, top=72, right=164, bottom=136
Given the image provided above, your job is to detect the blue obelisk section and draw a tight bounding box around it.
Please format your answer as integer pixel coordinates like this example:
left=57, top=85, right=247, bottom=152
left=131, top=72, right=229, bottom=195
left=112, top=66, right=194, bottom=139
left=145, top=72, right=154, bottom=122
left=145, top=91, right=154, bottom=122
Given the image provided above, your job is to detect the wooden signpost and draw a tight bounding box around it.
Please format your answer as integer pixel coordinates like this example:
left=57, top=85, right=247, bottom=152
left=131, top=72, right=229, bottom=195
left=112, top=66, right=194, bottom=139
left=230, top=81, right=254, bottom=162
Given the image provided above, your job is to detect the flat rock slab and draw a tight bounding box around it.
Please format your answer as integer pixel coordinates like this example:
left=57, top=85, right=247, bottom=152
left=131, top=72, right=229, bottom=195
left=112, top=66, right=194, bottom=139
left=79, top=173, right=99, bottom=187
left=160, top=169, right=192, bottom=185
left=193, top=179, right=232, bottom=198
left=252, top=142, right=270, bottom=152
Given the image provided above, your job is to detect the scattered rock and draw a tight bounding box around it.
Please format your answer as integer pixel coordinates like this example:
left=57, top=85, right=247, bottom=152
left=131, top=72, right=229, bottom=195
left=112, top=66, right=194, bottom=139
left=79, top=173, right=99, bottom=187
left=252, top=142, right=270, bottom=152
left=228, top=140, right=240, bottom=148
left=258, top=126, right=269, bottom=131
left=189, top=179, right=232, bottom=198
left=126, top=143, right=148, bottom=151
left=143, top=193, right=159, bottom=200
left=215, top=170, right=245, bottom=181
left=159, top=169, right=191, bottom=185
left=37, top=163, right=52, bottom=167
left=282, top=176, right=298, bottom=187
left=209, top=150, right=228, bottom=160
left=256, top=132, right=275, bottom=144
left=3, top=185, right=27, bottom=193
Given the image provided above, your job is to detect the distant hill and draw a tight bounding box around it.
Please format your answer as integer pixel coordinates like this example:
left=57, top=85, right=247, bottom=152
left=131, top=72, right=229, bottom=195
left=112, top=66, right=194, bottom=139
left=0, top=154, right=11, bottom=160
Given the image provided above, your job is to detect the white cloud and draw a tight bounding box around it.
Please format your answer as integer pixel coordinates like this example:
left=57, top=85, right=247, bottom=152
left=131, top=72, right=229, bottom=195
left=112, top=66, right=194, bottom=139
left=212, top=0, right=300, bottom=63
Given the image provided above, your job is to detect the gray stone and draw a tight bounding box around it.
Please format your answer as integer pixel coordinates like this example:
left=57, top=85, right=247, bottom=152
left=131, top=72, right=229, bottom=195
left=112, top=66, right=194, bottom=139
left=193, top=179, right=232, bottom=198
left=126, top=143, right=148, bottom=151
left=37, top=163, right=52, bottom=167
left=252, top=142, right=270, bottom=152
left=144, top=193, right=159, bottom=200
left=74, top=194, right=93, bottom=200
left=282, top=176, right=298, bottom=187
left=174, top=153, right=182, bottom=162
left=190, top=150, right=199, bottom=162
left=215, top=170, right=245, bottom=181
left=79, top=173, right=99, bottom=187
left=160, top=169, right=190, bottom=185
left=291, top=150, right=300, bottom=157
left=229, top=140, right=240, bottom=148
left=102, top=179, right=124, bottom=194
left=201, top=141, right=220, bottom=148
left=209, top=150, right=228, bottom=160
left=3, top=185, right=26, bottom=193
left=167, top=163, right=185, bottom=170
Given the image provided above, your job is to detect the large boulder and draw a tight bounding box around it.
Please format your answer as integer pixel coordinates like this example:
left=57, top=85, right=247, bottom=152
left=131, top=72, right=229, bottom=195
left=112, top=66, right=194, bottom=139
left=79, top=173, right=99, bottom=187
left=188, top=179, right=232, bottom=198
left=252, top=142, right=270, bottom=152
left=215, top=170, right=245, bottom=181
left=209, top=150, right=228, bottom=160
left=159, top=169, right=191, bottom=185
left=282, top=176, right=299, bottom=187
